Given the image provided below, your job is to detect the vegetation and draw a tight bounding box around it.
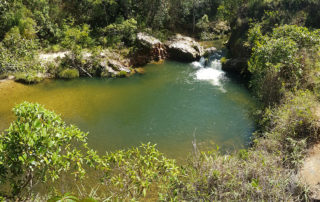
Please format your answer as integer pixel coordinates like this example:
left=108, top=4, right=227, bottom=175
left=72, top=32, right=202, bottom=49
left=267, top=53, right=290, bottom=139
left=0, top=102, right=180, bottom=201
left=0, top=102, right=92, bottom=200
left=14, top=72, right=44, bottom=84
left=1, top=0, right=320, bottom=200
left=58, top=69, right=80, bottom=79
left=248, top=25, right=320, bottom=105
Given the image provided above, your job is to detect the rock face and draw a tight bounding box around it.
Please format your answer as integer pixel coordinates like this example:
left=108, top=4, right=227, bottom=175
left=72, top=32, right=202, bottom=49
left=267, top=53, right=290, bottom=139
left=137, top=32, right=162, bottom=48
left=222, top=58, right=248, bottom=74
left=165, top=34, right=203, bottom=62
left=132, top=32, right=166, bottom=66
left=100, top=50, right=132, bottom=78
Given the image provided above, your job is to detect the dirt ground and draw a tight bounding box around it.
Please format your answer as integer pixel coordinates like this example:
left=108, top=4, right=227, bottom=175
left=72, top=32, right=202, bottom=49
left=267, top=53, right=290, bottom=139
left=300, top=143, right=320, bottom=200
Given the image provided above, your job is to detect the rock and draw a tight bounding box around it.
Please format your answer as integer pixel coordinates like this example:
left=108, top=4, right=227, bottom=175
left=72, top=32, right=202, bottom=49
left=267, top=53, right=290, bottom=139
left=108, top=59, right=124, bottom=71
left=134, top=68, right=145, bottom=74
left=222, top=58, right=248, bottom=74
left=38, top=51, right=69, bottom=64
left=137, top=32, right=162, bottom=48
left=132, top=33, right=166, bottom=66
left=100, top=58, right=132, bottom=78
left=203, top=47, right=217, bottom=57
left=165, top=34, right=203, bottom=62
left=100, top=61, right=118, bottom=77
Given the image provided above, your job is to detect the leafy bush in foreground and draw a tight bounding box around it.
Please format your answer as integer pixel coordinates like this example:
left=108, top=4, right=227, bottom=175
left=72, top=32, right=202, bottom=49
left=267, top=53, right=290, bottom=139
left=0, top=103, right=180, bottom=201
left=0, top=102, right=93, bottom=200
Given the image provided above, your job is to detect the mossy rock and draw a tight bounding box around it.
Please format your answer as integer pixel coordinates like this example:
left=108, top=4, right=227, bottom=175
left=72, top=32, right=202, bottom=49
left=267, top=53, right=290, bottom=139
left=14, top=73, right=44, bottom=84
left=134, top=68, right=145, bottom=74
left=58, top=68, right=80, bottom=79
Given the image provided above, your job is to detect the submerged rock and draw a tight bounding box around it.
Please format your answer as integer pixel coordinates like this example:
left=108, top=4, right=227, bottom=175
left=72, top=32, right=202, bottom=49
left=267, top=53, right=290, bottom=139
left=165, top=34, right=203, bottom=62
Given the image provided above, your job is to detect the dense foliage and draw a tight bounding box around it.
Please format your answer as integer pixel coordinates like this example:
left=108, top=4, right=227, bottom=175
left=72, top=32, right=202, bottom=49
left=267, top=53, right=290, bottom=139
left=248, top=25, right=320, bottom=105
left=1, top=0, right=320, bottom=200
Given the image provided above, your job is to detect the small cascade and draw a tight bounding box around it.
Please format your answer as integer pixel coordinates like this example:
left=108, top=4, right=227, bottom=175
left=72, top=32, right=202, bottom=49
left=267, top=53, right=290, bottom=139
left=192, top=51, right=227, bottom=92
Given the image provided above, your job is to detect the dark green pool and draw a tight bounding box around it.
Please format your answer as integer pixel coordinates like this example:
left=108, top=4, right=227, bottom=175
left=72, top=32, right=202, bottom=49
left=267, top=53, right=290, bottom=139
left=0, top=56, right=255, bottom=159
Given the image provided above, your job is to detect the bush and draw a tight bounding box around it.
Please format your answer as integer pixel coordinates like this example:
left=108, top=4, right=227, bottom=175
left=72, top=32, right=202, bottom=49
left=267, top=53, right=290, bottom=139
left=167, top=148, right=307, bottom=201
left=255, top=90, right=320, bottom=169
left=58, top=68, right=79, bottom=79
left=262, top=90, right=320, bottom=144
left=0, top=26, right=42, bottom=74
left=14, top=72, right=43, bottom=84
left=0, top=103, right=180, bottom=201
left=248, top=25, right=320, bottom=105
left=117, top=70, right=127, bottom=78
left=220, top=57, right=227, bottom=64
left=103, top=18, right=137, bottom=47
left=60, top=23, right=95, bottom=50
left=0, top=102, right=94, bottom=200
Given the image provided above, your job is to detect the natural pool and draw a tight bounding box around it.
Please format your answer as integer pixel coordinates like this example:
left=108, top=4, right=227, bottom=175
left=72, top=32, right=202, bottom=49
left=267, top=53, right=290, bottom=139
left=0, top=53, right=256, bottom=159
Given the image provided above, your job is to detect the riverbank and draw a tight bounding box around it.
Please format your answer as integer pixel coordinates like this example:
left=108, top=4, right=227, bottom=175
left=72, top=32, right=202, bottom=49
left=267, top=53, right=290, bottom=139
left=1, top=33, right=217, bottom=85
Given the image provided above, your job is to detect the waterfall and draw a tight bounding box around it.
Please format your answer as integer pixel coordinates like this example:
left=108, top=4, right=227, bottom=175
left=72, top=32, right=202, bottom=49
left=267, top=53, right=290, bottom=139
left=192, top=51, right=227, bottom=92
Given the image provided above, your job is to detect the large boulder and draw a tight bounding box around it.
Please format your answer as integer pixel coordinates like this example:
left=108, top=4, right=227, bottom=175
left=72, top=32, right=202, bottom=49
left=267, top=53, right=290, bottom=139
left=222, top=57, right=248, bottom=75
left=137, top=32, right=162, bottom=48
left=165, top=34, right=203, bottom=62
left=203, top=47, right=217, bottom=57
left=100, top=50, right=132, bottom=77
left=132, top=32, right=166, bottom=66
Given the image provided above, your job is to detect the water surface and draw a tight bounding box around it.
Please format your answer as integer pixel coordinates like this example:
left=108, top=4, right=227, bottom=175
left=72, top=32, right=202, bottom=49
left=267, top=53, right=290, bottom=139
left=0, top=55, right=255, bottom=159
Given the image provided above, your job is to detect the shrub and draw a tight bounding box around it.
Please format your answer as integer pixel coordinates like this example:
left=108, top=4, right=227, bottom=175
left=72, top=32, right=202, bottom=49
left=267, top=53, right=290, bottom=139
left=262, top=90, right=320, bottom=144
left=220, top=57, right=227, bottom=64
left=60, top=23, right=95, bottom=50
left=248, top=25, right=320, bottom=105
left=14, top=72, right=43, bottom=84
left=58, top=50, right=103, bottom=78
left=117, top=70, right=127, bottom=78
left=0, top=103, right=180, bottom=201
left=167, top=148, right=307, bottom=201
left=96, top=143, right=180, bottom=200
left=0, top=26, right=41, bottom=74
left=257, top=90, right=320, bottom=169
left=103, top=18, right=137, bottom=47
left=58, top=68, right=79, bottom=79
left=0, top=102, right=95, bottom=200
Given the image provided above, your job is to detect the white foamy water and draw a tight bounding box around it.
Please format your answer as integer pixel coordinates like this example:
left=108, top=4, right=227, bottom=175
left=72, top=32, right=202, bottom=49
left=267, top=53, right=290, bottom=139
left=192, top=52, right=227, bottom=92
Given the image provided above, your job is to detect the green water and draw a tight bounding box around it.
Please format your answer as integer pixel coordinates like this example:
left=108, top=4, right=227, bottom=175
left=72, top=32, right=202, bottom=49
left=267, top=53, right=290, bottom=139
left=0, top=60, right=255, bottom=159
